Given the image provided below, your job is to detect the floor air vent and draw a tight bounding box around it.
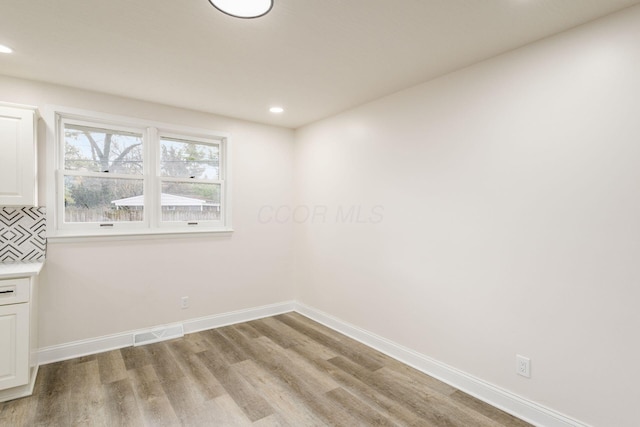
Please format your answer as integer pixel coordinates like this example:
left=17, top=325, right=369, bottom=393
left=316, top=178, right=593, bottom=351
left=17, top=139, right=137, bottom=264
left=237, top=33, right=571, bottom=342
left=133, top=324, right=184, bottom=346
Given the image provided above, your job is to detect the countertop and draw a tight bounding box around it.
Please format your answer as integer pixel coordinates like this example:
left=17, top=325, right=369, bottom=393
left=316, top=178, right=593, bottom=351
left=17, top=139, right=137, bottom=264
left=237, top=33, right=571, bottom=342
left=0, top=261, right=45, bottom=279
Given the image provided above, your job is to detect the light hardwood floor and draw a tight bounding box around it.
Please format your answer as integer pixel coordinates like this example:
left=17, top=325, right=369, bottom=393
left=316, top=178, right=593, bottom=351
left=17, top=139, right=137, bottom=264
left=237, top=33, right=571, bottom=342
left=0, top=312, right=532, bottom=426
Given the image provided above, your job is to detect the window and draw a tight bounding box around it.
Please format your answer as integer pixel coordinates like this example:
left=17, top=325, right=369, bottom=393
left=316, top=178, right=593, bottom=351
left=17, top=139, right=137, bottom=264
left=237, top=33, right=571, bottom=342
left=48, top=108, right=231, bottom=237
left=159, top=135, right=221, bottom=224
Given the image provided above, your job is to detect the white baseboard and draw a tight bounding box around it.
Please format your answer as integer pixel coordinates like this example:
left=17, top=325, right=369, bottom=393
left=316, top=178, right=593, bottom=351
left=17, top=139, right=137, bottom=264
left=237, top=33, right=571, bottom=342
left=35, top=299, right=588, bottom=427
left=182, top=300, right=295, bottom=335
left=37, top=300, right=296, bottom=365
left=294, top=302, right=590, bottom=427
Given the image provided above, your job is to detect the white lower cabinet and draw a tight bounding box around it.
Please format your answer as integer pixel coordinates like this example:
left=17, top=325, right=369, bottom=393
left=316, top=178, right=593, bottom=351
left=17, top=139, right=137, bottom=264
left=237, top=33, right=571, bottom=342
left=0, top=303, right=29, bottom=389
left=0, top=275, right=38, bottom=401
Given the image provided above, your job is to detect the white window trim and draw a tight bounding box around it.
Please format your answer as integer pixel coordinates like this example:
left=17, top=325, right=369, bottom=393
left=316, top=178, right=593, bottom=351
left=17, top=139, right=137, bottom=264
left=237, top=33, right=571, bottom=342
left=155, top=130, right=226, bottom=231
left=45, top=105, right=233, bottom=240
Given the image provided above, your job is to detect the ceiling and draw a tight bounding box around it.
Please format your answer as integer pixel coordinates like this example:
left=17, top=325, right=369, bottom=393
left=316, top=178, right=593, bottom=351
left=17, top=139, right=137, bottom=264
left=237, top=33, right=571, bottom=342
left=1, top=0, right=639, bottom=129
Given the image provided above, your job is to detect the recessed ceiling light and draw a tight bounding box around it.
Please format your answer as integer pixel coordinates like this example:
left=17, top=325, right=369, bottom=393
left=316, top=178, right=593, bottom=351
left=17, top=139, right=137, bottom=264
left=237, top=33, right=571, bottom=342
left=269, top=106, right=284, bottom=114
left=0, top=45, right=13, bottom=54
left=208, top=0, right=273, bottom=19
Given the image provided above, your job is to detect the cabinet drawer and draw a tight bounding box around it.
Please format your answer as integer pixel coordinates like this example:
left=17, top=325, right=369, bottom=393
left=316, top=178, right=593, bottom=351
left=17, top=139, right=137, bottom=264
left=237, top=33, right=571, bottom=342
left=0, top=278, right=29, bottom=306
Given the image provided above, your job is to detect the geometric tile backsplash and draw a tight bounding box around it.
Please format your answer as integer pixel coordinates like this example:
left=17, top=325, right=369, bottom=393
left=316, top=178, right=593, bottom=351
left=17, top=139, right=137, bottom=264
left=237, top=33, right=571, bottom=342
left=0, top=207, right=46, bottom=262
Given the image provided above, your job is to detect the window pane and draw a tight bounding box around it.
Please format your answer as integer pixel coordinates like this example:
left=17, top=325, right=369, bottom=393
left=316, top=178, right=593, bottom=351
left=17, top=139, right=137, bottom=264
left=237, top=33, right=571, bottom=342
left=160, top=182, right=221, bottom=222
left=64, top=176, right=144, bottom=223
left=160, top=137, right=219, bottom=180
left=65, top=124, right=143, bottom=174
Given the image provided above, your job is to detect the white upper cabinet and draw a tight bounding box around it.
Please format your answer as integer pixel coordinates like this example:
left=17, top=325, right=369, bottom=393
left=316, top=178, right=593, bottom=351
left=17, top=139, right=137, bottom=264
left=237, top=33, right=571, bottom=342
left=0, top=104, right=37, bottom=206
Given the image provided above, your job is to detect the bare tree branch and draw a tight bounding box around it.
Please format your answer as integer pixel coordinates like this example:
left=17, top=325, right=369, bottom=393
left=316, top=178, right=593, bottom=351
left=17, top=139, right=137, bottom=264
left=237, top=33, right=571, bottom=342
left=111, top=143, right=142, bottom=172
left=83, top=131, right=103, bottom=164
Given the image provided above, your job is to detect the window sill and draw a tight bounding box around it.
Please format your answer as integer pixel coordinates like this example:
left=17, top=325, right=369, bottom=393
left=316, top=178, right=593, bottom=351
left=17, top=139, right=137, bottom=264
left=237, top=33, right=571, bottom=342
left=47, top=227, right=234, bottom=243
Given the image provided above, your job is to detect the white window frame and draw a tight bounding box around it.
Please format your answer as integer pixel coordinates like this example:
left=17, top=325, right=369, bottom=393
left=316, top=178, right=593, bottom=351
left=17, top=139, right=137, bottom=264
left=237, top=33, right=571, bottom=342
left=155, top=130, right=226, bottom=231
left=45, top=106, right=232, bottom=239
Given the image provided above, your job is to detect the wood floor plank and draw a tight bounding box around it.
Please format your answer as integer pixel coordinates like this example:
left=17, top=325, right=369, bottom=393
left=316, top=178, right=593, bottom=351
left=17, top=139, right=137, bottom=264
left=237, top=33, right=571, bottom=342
left=234, top=322, right=263, bottom=339
left=127, top=364, right=181, bottom=426
left=0, top=393, right=37, bottom=426
left=378, top=365, right=458, bottom=402
left=33, top=361, right=73, bottom=426
left=233, top=359, right=326, bottom=426
left=166, top=338, right=227, bottom=400
left=257, top=336, right=340, bottom=394
left=120, top=345, right=153, bottom=372
left=228, top=333, right=366, bottom=426
left=289, top=343, right=433, bottom=427
left=208, top=394, right=255, bottom=426
left=326, top=387, right=402, bottom=427
left=450, top=390, right=533, bottom=427
left=273, top=312, right=389, bottom=370
left=283, top=312, right=412, bottom=371
left=97, top=349, right=128, bottom=385
left=67, top=360, right=108, bottom=426
left=197, top=348, right=275, bottom=422
left=160, top=375, right=221, bottom=426
left=144, top=341, right=185, bottom=384
left=377, top=356, right=459, bottom=397
left=262, top=316, right=342, bottom=359
left=330, top=355, right=499, bottom=427
left=372, top=367, right=506, bottom=427
left=247, top=318, right=303, bottom=349
left=275, top=312, right=385, bottom=371
left=182, top=330, right=214, bottom=353
left=203, top=328, right=250, bottom=364
left=225, top=327, right=330, bottom=396
left=102, top=378, right=145, bottom=427
left=292, top=337, right=340, bottom=361
left=252, top=413, right=293, bottom=427
left=1, top=313, right=532, bottom=427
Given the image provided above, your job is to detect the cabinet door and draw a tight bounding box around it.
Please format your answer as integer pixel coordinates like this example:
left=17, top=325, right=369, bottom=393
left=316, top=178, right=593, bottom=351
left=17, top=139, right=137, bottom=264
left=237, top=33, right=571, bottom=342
left=0, top=303, right=29, bottom=390
left=0, top=105, right=36, bottom=206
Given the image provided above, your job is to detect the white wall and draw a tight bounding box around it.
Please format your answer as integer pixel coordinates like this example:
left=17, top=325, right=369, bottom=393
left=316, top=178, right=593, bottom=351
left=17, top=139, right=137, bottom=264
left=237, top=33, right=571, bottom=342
left=294, top=6, right=640, bottom=427
left=0, top=75, right=296, bottom=348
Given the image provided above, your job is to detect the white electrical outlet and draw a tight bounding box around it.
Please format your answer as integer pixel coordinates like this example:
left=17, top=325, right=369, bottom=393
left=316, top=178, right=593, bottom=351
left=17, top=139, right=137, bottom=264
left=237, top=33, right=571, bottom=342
left=516, top=354, right=531, bottom=378
left=181, top=296, right=189, bottom=309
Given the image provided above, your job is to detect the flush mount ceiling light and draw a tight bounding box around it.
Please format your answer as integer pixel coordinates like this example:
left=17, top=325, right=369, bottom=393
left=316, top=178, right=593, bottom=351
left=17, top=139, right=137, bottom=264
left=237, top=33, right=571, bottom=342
left=208, top=0, right=274, bottom=19
left=269, top=106, right=284, bottom=113
left=0, top=44, right=13, bottom=54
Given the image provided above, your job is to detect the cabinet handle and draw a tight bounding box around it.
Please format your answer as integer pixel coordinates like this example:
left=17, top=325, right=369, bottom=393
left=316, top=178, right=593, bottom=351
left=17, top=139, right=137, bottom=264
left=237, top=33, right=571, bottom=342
left=0, top=290, right=15, bottom=294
